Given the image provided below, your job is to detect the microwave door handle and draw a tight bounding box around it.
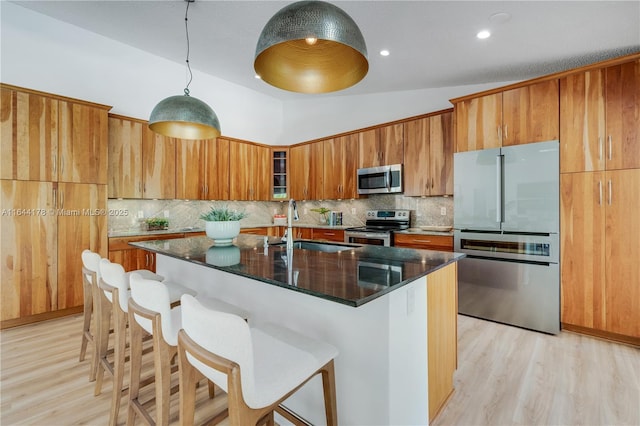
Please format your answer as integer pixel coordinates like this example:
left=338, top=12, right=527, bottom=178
left=496, top=155, right=503, bottom=223
left=385, top=169, right=391, bottom=192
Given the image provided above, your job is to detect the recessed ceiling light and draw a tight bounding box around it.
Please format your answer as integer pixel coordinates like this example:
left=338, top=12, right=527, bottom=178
left=380, top=49, right=390, bottom=57
left=476, top=30, right=491, bottom=39
left=254, top=74, right=261, bottom=79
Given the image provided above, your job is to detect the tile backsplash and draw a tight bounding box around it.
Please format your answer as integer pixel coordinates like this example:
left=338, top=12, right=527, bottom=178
left=107, top=195, right=453, bottom=233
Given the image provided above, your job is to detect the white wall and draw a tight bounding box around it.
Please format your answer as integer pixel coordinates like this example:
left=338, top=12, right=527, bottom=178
left=280, top=82, right=514, bottom=145
left=1, top=2, right=514, bottom=146
left=0, top=2, right=282, bottom=144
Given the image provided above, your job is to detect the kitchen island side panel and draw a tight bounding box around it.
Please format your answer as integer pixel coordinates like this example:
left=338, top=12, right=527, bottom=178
left=156, top=253, right=430, bottom=426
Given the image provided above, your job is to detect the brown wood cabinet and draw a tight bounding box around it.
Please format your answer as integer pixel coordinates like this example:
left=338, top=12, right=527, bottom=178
left=109, top=115, right=177, bottom=199
left=176, top=137, right=229, bottom=200
left=560, top=60, right=640, bottom=173
left=229, top=140, right=270, bottom=201
left=454, top=80, right=559, bottom=152
left=0, top=85, right=110, bottom=328
left=108, top=233, right=186, bottom=273
left=358, top=123, right=404, bottom=168
left=323, top=135, right=358, bottom=200
left=142, top=125, right=176, bottom=199
left=394, top=234, right=453, bottom=251
left=1, top=180, right=107, bottom=324
left=427, top=262, right=458, bottom=421
left=290, top=142, right=324, bottom=200
left=1, top=88, right=58, bottom=181
left=108, top=115, right=143, bottom=198
left=56, top=183, right=108, bottom=309
left=1, top=180, right=57, bottom=322
left=403, top=111, right=453, bottom=196
left=561, top=169, right=640, bottom=341
left=58, top=101, right=108, bottom=184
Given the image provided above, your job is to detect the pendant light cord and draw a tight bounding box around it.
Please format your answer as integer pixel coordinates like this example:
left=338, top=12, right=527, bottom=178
left=184, top=0, right=193, bottom=96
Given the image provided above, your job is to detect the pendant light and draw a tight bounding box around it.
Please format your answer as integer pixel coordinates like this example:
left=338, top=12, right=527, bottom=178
left=254, top=0, right=368, bottom=94
left=149, top=0, right=220, bottom=140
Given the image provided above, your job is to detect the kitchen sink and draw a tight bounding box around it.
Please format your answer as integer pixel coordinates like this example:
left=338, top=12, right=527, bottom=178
left=273, top=241, right=360, bottom=253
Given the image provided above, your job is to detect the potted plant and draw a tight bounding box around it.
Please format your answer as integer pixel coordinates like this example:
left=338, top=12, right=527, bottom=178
left=145, top=217, right=169, bottom=231
left=200, top=206, right=248, bottom=246
left=310, top=207, right=330, bottom=224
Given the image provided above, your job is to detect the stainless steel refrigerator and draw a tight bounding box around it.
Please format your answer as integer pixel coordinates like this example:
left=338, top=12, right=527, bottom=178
left=453, top=140, right=560, bottom=334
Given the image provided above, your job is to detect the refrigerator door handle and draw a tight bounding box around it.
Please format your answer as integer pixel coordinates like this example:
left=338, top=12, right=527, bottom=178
left=496, top=154, right=503, bottom=223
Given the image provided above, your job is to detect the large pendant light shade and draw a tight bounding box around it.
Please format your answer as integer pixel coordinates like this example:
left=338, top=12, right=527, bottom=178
left=149, top=93, right=221, bottom=140
left=254, top=1, right=368, bottom=93
left=149, top=0, right=221, bottom=140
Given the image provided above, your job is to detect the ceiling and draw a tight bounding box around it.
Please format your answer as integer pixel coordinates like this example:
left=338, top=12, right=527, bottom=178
left=11, top=1, right=640, bottom=101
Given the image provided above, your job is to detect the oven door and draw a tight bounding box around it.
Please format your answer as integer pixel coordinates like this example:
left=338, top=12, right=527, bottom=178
left=344, top=231, right=390, bottom=247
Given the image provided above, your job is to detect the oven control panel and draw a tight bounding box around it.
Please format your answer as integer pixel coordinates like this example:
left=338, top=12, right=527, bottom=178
left=366, top=210, right=410, bottom=220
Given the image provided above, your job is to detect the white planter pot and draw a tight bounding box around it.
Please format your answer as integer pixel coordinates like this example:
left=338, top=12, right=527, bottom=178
left=205, top=220, right=240, bottom=246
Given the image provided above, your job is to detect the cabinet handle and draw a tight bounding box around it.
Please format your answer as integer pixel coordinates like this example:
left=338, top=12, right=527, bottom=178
left=53, top=188, right=57, bottom=208
left=504, top=125, right=508, bottom=141
left=324, top=232, right=335, bottom=236
left=598, top=137, right=603, bottom=161
left=145, top=253, right=149, bottom=266
left=139, top=181, right=142, bottom=194
left=607, top=135, right=612, bottom=160
left=608, top=179, right=612, bottom=205
left=205, top=184, right=208, bottom=196
left=414, top=239, right=430, bottom=243
left=60, top=156, right=65, bottom=175
left=150, top=254, right=154, bottom=268
left=497, top=126, right=502, bottom=141
left=598, top=180, right=602, bottom=206
left=52, top=154, right=57, bottom=174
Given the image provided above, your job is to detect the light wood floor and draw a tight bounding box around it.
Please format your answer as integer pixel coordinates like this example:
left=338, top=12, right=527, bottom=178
left=1, top=313, right=638, bottom=425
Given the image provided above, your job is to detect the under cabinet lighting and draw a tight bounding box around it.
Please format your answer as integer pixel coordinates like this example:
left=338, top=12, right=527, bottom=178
left=477, top=30, right=491, bottom=39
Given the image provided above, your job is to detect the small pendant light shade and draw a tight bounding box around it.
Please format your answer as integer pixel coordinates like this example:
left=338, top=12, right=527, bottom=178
left=149, top=93, right=221, bottom=140
left=254, top=0, right=368, bottom=93
left=148, top=0, right=221, bottom=140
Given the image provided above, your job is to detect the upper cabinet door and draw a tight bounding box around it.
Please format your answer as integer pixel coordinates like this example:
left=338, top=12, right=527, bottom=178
left=502, top=79, right=559, bottom=146
left=176, top=138, right=206, bottom=200
left=429, top=111, right=454, bottom=196
left=454, top=93, right=502, bottom=152
left=1, top=89, right=59, bottom=181
left=58, top=101, right=108, bottom=184
left=605, top=59, right=640, bottom=170
left=290, top=142, right=324, bottom=200
left=108, top=116, right=143, bottom=198
left=358, top=124, right=404, bottom=168
left=205, top=137, right=230, bottom=201
left=380, top=124, right=404, bottom=165
left=358, top=129, right=379, bottom=168
left=560, top=70, right=606, bottom=173
left=403, top=117, right=430, bottom=196
left=142, top=126, right=176, bottom=199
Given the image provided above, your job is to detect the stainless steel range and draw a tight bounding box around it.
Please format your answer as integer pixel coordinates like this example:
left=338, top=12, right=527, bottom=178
left=344, top=210, right=410, bottom=246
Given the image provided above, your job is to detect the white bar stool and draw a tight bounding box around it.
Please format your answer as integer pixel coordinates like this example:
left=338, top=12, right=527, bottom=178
left=177, top=294, right=339, bottom=426
left=127, top=273, right=249, bottom=426
left=80, top=249, right=103, bottom=382
left=95, top=259, right=164, bottom=426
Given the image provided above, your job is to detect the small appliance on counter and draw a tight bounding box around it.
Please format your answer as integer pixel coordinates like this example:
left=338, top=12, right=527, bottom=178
left=344, top=209, right=410, bottom=246
left=273, top=214, right=287, bottom=226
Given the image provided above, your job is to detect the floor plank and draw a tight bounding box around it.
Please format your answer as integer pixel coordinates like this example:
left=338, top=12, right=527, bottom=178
left=1, top=313, right=638, bottom=425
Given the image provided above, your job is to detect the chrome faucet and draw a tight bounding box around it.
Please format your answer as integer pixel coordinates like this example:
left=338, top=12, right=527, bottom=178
left=286, top=198, right=299, bottom=252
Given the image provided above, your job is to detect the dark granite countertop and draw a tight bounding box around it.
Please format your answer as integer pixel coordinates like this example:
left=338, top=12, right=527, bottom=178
left=130, top=234, right=464, bottom=307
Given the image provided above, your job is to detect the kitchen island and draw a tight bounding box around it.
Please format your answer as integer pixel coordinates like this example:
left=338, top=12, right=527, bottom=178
left=131, top=235, right=464, bottom=425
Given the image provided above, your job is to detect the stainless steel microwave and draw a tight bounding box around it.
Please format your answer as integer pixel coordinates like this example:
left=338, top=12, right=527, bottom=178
left=357, top=164, right=403, bottom=195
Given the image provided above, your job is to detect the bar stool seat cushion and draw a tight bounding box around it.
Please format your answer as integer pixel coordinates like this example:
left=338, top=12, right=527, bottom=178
left=181, top=295, right=338, bottom=410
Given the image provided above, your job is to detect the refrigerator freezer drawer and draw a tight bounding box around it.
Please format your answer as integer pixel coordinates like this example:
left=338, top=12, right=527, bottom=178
left=457, top=256, right=560, bottom=334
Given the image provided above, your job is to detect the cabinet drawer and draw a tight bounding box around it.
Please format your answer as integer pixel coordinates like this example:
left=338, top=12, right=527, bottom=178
left=394, top=234, right=453, bottom=251
left=312, top=228, right=345, bottom=242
